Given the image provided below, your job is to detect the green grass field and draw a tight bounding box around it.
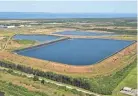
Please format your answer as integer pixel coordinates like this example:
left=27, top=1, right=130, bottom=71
left=111, top=64, right=137, bottom=96
left=14, top=39, right=36, bottom=44
left=0, top=80, right=48, bottom=96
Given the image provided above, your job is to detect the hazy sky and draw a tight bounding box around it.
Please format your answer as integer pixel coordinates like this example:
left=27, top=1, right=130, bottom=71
left=0, top=1, right=136, bottom=13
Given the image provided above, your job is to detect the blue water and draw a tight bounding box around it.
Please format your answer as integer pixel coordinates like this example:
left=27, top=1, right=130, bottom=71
left=0, top=12, right=136, bottom=19
left=54, top=31, right=114, bottom=36
left=13, top=35, right=60, bottom=42
left=16, top=39, right=133, bottom=65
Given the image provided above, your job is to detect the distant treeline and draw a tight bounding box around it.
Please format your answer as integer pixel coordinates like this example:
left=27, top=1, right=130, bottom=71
left=1, top=18, right=136, bottom=26
left=91, top=28, right=137, bottom=35
left=0, top=59, right=136, bottom=95
left=55, top=26, right=137, bottom=35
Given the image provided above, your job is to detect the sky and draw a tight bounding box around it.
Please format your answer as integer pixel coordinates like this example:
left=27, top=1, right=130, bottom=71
left=0, top=1, right=136, bottom=13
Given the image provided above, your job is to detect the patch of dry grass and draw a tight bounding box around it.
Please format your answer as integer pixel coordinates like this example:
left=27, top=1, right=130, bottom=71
left=0, top=70, right=81, bottom=96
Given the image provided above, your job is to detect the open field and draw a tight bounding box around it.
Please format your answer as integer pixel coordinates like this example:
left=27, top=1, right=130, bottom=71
left=0, top=80, right=48, bottom=96
left=0, top=68, right=92, bottom=96
left=13, top=39, right=36, bottom=44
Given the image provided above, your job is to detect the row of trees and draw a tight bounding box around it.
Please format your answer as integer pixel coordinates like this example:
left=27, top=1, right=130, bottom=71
left=0, top=61, right=91, bottom=91
left=91, top=28, right=137, bottom=35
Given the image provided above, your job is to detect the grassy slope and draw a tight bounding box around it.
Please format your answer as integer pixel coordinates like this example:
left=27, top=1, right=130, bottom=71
left=111, top=65, right=137, bottom=96
left=0, top=80, right=48, bottom=96
left=86, top=59, right=137, bottom=95
left=0, top=69, right=85, bottom=96
left=14, top=39, right=36, bottom=44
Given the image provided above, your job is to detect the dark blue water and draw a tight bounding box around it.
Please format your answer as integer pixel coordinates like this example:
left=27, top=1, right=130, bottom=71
left=13, top=35, right=60, bottom=42
left=16, top=39, right=133, bottom=65
left=54, top=31, right=114, bottom=36
left=0, top=12, right=136, bottom=19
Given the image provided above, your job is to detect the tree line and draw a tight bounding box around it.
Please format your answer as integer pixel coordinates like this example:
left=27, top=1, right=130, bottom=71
left=91, top=28, right=137, bottom=35
left=0, top=61, right=91, bottom=91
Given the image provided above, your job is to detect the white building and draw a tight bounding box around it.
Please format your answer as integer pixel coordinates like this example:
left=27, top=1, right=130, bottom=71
left=7, top=25, right=15, bottom=28
left=120, top=87, right=138, bottom=96
left=123, top=87, right=132, bottom=92
left=18, top=25, right=25, bottom=28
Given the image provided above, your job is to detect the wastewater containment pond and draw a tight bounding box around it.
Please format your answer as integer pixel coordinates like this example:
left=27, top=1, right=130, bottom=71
left=53, top=31, right=115, bottom=36
left=15, top=38, right=133, bottom=65
left=13, top=34, right=60, bottom=42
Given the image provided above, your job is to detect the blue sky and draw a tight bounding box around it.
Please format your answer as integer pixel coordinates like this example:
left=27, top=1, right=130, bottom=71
left=0, top=1, right=136, bottom=13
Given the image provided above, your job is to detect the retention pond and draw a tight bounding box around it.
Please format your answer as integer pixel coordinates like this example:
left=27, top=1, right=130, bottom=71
left=13, top=34, right=60, bottom=42
left=15, top=38, right=133, bottom=65
left=53, top=31, right=115, bottom=36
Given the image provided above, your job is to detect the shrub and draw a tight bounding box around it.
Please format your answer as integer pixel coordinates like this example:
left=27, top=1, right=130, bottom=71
left=33, top=75, right=39, bottom=81
left=41, top=79, right=45, bottom=84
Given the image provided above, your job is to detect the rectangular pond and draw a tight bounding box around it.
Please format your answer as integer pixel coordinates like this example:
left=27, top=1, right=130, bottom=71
left=13, top=34, right=60, bottom=42
left=53, top=31, right=115, bottom=36
left=16, top=38, right=133, bottom=65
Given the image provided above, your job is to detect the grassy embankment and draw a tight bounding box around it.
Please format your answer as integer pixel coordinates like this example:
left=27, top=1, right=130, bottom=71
left=0, top=80, right=48, bottom=96
left=88, top=59, right=137, bottom=95
left=0, top=31, right=38, bottom=51
left=0, top=39, right=37, bottom=51
left=5, top=39, right=38, bottom=51
left=13, top=40, right=36, bottom=45
left=111, top=64, right=137, bottom=96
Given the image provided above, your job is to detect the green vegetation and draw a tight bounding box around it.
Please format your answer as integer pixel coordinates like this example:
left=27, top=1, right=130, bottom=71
left=0, top=80, right=48, bottom=96
left=41, top=79, right=45, bottom=84
left=0, top=68, right=90, bottom=96
left=0, top=59, right=136, bottom=95
left=91, top=28, right=137, bottom=35
left=111, top=65, right=137, bottom=96
left=33, top=75, right=39, bottom=81
left=14, top=39, right=36, bottom=44
left=0, top=60, right=91, bottom=91
left=33, top=18, right=137, bottom=25
left=88, top=59, right=136, bottom=94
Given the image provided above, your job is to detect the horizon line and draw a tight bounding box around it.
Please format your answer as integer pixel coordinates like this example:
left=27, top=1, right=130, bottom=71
left=0, top=12, right=137, bottom=14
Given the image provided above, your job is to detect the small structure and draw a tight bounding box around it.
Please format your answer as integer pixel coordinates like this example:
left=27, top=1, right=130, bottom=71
left=120, top=87, right=138, bottom=96
left=123, top=87, right=132, bottom=91
left=7, top=25, right=15, bottom=28
left=18, top=25, right=25, bottom=28
left=26, top=25, right=31, bottom=27
left=0, top=25, right=15, bottom=28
